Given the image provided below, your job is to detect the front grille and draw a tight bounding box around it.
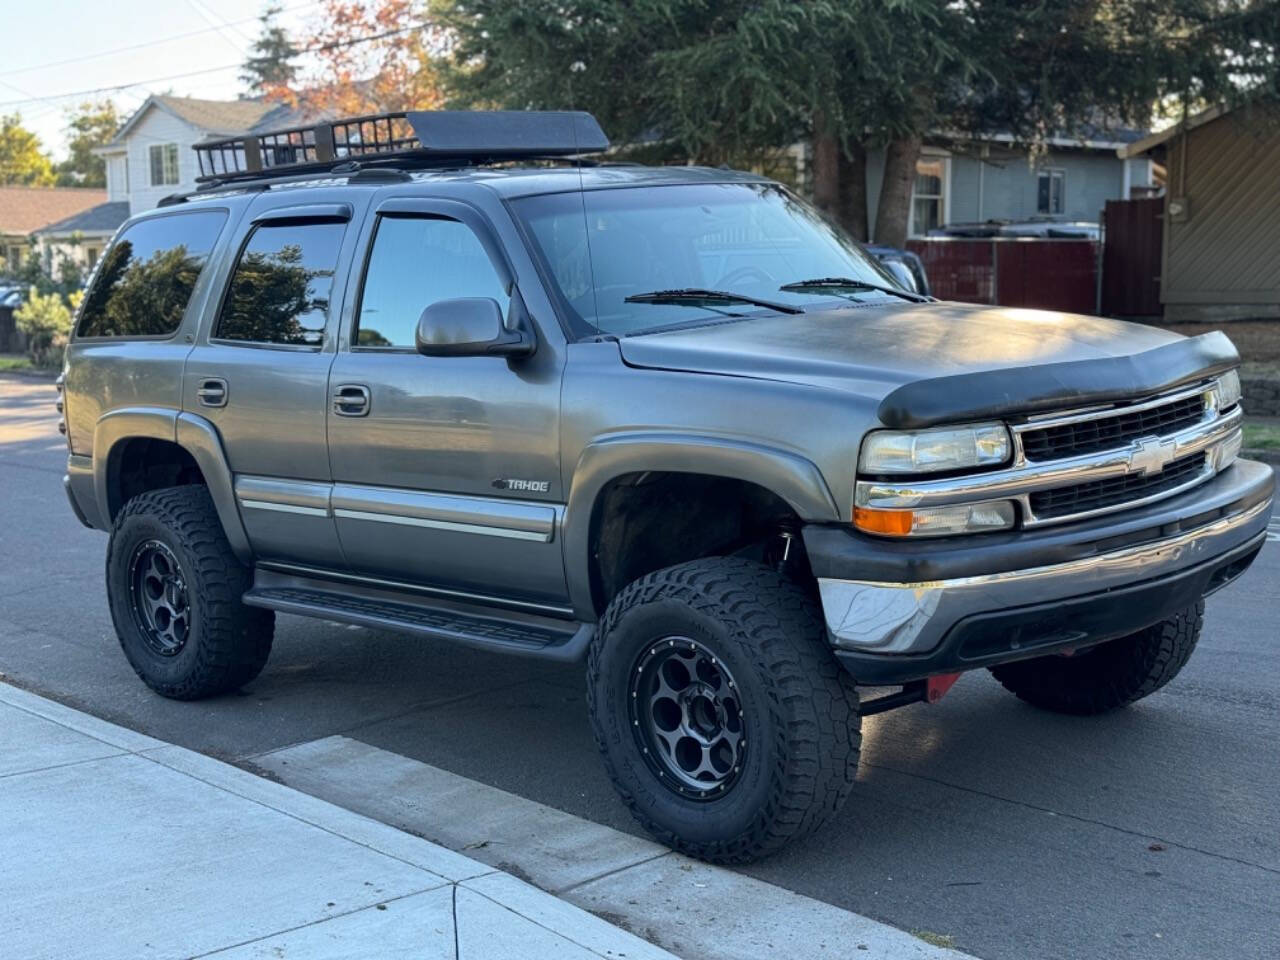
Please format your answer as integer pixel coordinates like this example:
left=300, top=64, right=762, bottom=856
left=1021, top=394, right=1205, bottom=462
left=1029, top=452, right=1208, bottom=520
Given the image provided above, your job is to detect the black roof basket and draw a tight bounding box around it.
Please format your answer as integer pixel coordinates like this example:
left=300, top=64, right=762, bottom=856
left=193, top=110, right=610, bottom=185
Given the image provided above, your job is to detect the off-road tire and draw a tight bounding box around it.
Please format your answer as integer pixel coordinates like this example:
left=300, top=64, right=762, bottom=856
left=587, top=556, right=861, bottom=864
left=989, top=601, right=1204, bottom=715
left=106, top=485, right=274, bottom=700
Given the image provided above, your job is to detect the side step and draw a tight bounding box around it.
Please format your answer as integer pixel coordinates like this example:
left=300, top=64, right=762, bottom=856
left=243, top=569, right=592, bottom=663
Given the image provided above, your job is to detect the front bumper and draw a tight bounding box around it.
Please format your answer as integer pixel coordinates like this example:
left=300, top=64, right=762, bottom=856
left=806, top=459, right=1274, bottom=685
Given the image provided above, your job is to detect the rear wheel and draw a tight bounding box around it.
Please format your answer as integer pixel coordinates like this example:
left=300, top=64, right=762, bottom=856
left=106, top=485, right=274, bottom=700
left=587, top=557, right=861, bottom=863
left=989, top=601, right=1203, bottom=715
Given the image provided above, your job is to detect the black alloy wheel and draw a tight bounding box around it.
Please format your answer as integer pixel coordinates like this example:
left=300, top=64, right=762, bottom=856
left=128, top=539, right=191, bottom=657
left=630, top=636, right=746, bottom=799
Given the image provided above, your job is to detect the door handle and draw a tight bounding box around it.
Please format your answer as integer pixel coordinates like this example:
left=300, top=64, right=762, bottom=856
left=196, top=378, right=228, bottom=408
left=332, top=384, right=371, bottom=417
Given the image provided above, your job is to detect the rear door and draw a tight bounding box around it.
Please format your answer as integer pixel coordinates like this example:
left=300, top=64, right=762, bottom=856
left=183, top=196, right=366, bottom=569
left=325, top=195, right=568, bottom=606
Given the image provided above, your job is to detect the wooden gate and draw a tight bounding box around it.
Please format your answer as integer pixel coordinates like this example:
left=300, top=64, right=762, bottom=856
left=1101, top=197, right=1163, bottom=317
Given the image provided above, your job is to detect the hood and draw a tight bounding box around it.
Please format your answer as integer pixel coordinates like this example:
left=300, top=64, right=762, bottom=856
left=616, top=301, right=1239, bottom=427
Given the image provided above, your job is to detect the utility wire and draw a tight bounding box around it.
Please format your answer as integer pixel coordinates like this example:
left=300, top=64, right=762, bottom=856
left=0, top=24, right=425, bottom=110
left=0, top=1, right=318, bottom=78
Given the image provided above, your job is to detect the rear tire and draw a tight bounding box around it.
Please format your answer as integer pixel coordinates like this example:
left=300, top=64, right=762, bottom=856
left=989, top=601, right=1203, bottom=715
left=106, top=485, right=274, bottom=700
left=587, top=557, right=861, bottom=863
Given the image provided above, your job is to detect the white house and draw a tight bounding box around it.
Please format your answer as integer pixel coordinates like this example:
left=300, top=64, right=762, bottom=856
left=94, top=95, right=307, bottom=215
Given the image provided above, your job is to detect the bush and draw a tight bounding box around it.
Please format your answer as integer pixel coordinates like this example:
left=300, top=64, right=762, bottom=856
left=14, top=287, right=78, bottom=369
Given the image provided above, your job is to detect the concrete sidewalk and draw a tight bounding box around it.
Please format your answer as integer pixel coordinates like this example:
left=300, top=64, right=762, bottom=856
left=0, top=682, right=676, bottom=960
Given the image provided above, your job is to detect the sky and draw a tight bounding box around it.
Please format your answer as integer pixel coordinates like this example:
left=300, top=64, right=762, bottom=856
left=1, top=0, right=320, bottom=160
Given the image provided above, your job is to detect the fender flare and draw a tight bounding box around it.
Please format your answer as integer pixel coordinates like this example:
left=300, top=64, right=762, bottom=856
left=561, top=432, right=840, bottom=619
left=91, top=407, right=252, bottom=564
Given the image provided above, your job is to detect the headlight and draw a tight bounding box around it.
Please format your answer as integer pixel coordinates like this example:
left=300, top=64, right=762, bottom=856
left=1212, top=369, right=1242, bottom=410
left=859, top=422, right=1012, bottom=475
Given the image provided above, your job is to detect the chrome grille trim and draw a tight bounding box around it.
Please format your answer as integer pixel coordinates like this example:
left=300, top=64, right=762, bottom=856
left=856, top=402, right=1242, bottom=527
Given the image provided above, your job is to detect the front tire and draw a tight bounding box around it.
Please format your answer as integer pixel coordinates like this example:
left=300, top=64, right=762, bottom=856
left=989, top=601, right=1204, bottom=715
left=106, top=485, right=274, bottom=700
left=587, top=557, right=861, bottom=863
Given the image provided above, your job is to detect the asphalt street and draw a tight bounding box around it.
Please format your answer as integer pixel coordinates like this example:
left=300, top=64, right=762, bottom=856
left=2, top=373, right=1277, bottom=960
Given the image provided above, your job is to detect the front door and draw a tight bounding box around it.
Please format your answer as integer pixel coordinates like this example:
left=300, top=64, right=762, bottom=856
left=184, top=198, right=362, bottom=568
left=326, top=198, right=567, bottom=606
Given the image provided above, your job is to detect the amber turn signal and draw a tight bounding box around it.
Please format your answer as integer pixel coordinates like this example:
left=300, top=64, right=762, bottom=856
left=853, top=507, right=915, bottom=536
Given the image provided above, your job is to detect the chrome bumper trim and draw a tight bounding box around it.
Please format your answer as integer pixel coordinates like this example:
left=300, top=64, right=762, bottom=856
left=818, top=496, right=1271, bottom=655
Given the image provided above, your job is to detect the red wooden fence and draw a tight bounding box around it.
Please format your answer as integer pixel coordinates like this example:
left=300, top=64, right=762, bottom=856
left=907, top=239, right=1100, bottom=315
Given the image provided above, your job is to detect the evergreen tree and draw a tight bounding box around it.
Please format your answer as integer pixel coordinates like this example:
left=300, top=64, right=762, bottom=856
left=439, top=0, right=1280, bottom=245
left=241, top=4, right=299, bottom=97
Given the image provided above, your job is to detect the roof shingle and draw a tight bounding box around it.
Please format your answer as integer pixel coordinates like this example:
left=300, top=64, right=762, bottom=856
left=33, top=201, right=129, bottom=236
left=0, top=187, right=108, bottom=236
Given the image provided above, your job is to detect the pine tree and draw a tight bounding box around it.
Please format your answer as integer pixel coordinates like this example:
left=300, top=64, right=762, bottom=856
left=241, top=4, right=299, bottom=97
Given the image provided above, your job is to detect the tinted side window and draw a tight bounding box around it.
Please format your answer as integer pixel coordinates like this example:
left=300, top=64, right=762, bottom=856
left=214, top=220, right=346, bottom=346
left=355, top=216, right=510, bottom=348
left=76, top=210, right=227, bottom=338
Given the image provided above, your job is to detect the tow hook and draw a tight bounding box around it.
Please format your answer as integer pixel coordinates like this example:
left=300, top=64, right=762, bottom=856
left=859, top=672, right=964, bottom=716
left=926, top=672, right=962, bottom=703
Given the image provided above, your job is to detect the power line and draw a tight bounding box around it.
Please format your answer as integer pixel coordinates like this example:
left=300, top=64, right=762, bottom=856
left=0, top=1, right=318, bottom=79
left=0, top=24, right=425, bottom=110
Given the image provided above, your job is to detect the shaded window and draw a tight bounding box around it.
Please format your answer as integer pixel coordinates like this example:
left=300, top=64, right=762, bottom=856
left=1037, top=169, right=1065, bottom=215
left=355, top=216, right=509, bottom=348
left=76, top=210, right=227, bottom=339
left=150, top=143, right=179, bottom=186
left=214, top=220, right=346, bottom=347
left=910, top=157, right=947, bottom=236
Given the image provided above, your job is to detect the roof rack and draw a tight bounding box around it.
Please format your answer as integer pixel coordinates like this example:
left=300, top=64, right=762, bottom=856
left=193, top=110, right=610, bottom=186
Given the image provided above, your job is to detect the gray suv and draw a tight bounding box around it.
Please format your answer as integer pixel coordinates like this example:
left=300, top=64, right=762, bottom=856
left=58, top=111, right=1273, bottom=863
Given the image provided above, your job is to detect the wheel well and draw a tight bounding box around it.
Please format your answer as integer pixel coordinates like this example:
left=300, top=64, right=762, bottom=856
left=587, top=472, right=809, bottom=614
left=106, top=437, right=207, bottom=521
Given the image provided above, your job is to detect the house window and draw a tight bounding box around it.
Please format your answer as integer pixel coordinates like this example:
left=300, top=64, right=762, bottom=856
left=149, top=143, right=179, bottom=186
left=1037, top=169, right=1065, bottom=215
left=909, top=157, right=947, bottom=236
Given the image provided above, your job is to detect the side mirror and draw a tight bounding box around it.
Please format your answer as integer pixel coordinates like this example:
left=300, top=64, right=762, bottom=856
left=415, top=297, right=534, bottom=358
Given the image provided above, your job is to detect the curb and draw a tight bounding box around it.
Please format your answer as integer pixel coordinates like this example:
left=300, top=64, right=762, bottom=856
left=0, top=368, right=59, bottom=382
left=0, top=681, right=678, bottom=960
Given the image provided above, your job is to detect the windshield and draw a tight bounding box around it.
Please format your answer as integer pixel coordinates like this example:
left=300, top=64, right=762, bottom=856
left=512, top=182, right=903, bottom=337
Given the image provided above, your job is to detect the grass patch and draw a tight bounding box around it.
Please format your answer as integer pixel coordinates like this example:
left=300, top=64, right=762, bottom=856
left=0, top=353, right=33, bottom=373
left=912, top=930, right=957, bottom=949
left=1243, top=421, right=1280, bottom=450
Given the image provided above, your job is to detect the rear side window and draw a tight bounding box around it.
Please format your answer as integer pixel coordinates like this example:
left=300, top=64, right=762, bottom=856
left=76, top=210, right=227, bottom=338
left=355, top=215, right=510, bottom=348
left=214, top=220, right=346, bottom=347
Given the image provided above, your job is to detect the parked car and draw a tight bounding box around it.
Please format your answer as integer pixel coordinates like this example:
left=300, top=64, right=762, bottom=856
left=864, top=244, right=931, bottom=296
left=930, top=219, right=1101, bottom=240
left=59, top=111, right=1273, bottom=864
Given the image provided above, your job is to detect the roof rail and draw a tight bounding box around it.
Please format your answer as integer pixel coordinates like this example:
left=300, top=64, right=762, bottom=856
left=193, top=110, right=610, bottom=186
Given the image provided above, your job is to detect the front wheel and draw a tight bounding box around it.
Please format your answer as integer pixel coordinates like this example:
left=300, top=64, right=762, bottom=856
left=587, top=557, right=861, bottom=864
left=989, top=601, right=1204, bottom=715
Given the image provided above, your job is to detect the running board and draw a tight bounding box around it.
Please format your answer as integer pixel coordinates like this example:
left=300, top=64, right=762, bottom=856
left=243, top=570, right=592, bottom=663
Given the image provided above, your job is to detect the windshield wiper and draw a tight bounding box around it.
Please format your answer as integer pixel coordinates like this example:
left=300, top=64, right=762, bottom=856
left=624, top=288, right=804, bottom=315
left=779, top=277, right=930, bottom=303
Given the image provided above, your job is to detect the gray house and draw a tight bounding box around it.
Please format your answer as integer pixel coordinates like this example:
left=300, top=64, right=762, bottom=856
left=863, top=129, right=1159, bottom=236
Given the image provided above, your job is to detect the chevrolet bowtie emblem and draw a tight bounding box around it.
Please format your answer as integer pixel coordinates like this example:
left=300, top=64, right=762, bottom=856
left=1127, top=437, right=1177, bottom=476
